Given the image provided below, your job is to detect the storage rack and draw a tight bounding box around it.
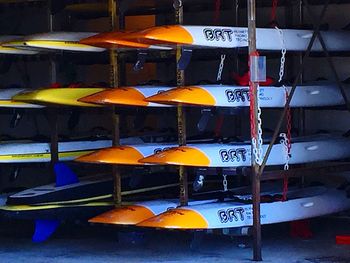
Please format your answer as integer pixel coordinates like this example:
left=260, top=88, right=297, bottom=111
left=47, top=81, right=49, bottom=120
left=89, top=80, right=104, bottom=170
left=2, top=0, right=350, bottom=262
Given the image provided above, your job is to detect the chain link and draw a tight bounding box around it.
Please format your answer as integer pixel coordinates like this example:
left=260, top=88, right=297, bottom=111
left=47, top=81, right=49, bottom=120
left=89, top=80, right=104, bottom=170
left=249, top=82, right=264, bottom=166
left=222, top=174, right=228, bottom=192
left=275, top=26, right=286, bottom=83
left=216, top=54, right=226, bottom=81
left=173, top=0, right=182, bottom=9
left=280, top=133, right=290, bottom=170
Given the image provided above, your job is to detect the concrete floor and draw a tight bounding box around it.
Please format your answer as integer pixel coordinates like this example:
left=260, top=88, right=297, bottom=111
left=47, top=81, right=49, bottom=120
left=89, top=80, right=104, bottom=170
left=0, top=217, right=350, bottom=263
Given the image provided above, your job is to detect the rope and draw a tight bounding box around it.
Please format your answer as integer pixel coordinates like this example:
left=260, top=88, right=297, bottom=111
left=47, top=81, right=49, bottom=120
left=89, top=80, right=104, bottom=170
left=270, top=0, right=279, bottom=26
left=214, top=115, right=225, bottom=137
left=214, top=0, right=221, bottom=24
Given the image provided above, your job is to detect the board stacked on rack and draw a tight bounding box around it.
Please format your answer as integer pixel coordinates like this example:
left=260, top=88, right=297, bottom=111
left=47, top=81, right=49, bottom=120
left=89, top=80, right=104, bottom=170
left=78, top=83, right=350, bottom=108
left=76, top=134, right=350, bottom=167
left=137, top=186, right=350, bottom=229
left=79, top=25, right=350, bottom=52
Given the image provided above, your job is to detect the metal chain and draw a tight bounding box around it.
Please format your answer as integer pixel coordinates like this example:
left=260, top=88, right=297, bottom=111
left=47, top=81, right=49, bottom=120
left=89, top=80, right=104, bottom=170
left=280, top=133, right=290, bottom=170
left=249, top=82, right=263, bottom=166
left=222, top=174, right=228, bottom=192
left=216, top=54, right=226, bottom=81
left=275, top=26, right=286, bottom=83
left=256, top=84, right=264, bottom=165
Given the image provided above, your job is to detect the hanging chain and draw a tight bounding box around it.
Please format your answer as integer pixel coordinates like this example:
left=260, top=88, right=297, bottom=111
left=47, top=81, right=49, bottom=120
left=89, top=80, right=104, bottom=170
left=249, top=81, right=263, bottom=165
left=256, top=84, right=264, bottom=165
left=217, top=54, right=226, bottom=82
left=275, top=26, right=286, bottom=83
left=222, top=174, right=228, bottom=192
left=280, top=133, right=290, bottom=171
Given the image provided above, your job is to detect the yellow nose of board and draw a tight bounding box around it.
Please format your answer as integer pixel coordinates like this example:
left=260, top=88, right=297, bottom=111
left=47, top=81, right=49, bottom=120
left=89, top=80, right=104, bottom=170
left=146, top=86, right=216, bottom=106
left=75, top=146, right=144, bottom=165
left=79, top=88, right=149, bottom=106
left=89, top=205, right=155, bottom=225
left=140, top=146, right=211, bottom=167
left=137, top=208, right=208, bottom=229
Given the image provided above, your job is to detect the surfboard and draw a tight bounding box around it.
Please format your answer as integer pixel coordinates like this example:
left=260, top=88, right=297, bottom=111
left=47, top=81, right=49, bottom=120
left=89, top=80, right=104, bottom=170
left=146, top=83, right=349, bottom=107
left=79, top=86, right=171, bottom=107
left=12, top=87, right=106, bottom=107
left=0, top=88, right=44, bottom=108
left=88, top=182, right=289, bottom=225
left=80, top=32, right=172, bottom=50
left=140, top=134, right=350, bottom=167
left=122, top=25, right=350, bottom=51
left=137, top=186, right=350, bottom=229
left=3, top=32, right=105, bottom=52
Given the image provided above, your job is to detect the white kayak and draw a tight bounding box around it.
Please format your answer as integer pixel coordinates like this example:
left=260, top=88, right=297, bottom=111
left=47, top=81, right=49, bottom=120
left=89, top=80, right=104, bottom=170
left=138, top=186, right=350, bottom=229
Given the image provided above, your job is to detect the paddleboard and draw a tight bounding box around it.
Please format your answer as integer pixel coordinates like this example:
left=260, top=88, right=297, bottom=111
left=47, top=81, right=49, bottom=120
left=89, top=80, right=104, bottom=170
left=89, top=182, right=289, bottom=226
left=140, top=134, right=350, bottom=167
left=7, top=177, right=113, bottom=205
left=0, top=88, right=44, bottom=108
left=76, top=134, right=350, bottom=167
left=146, top=84, right=349, bottom=107
left=12, top=87, right=106, bottom=107
left=80, top=83, right=348, bottom=108
left=3, top=32, right=105, bottom=52
left=137, top=186, right=350, bottom=229
left=0, top=200, right=114, bottom=221
left=123, top=25, right=350, bottom=52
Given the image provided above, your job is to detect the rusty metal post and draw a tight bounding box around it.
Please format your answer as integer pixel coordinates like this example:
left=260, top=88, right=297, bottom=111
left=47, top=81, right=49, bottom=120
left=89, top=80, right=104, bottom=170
left=109, top=0, right=122, bottom=206
left=247, top=0, right=262, bottom=261
left=174, top=0, right=188, bottom=206
left=47, top=0, right=58, bottom=180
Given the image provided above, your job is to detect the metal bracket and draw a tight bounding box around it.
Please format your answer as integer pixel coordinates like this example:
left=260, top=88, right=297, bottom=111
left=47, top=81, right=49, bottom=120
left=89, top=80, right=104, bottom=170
left=177, top=48, right=193, bottom=70
left=197, top=108, right=213, bottom=132
left=133, top=51, right=148, bottom=71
